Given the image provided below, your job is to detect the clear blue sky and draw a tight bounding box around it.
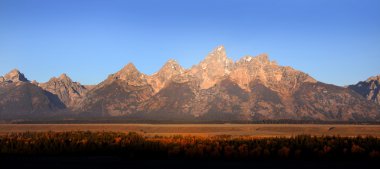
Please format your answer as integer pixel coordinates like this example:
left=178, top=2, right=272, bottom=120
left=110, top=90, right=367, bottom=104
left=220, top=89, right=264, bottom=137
left=0, top=0, right=379, bottom=86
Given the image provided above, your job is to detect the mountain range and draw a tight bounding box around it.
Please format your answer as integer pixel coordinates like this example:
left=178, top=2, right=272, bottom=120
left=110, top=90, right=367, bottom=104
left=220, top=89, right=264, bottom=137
left=1, top=46, right=379, bottom=122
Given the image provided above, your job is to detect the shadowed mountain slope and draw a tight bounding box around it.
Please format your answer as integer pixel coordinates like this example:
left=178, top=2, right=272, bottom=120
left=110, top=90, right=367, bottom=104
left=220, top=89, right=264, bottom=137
left=349, top=75, right=380, bottom=105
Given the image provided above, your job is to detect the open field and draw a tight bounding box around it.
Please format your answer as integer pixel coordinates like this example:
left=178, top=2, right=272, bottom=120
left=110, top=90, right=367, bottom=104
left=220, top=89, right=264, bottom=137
left=1, top=124, right=380, bottom=137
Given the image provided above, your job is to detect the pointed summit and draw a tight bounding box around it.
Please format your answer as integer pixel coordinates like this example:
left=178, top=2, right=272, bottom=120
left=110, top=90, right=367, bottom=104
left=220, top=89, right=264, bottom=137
left=46, top=73, right=72, bottom=83
left=204, top=45, right=227, bottom=62
left=114, top=63, right=141, bottom=78
left=201, top=46, right=233, bottom=67
left=120, top=63, right=138, bottom=73
left=58, top=73, right=73, bottom=82
left=106, top=63, right=148, bottom=86
left=147, top=59, right=185, bottom=93
left=165, top=59, right=179, bottom=65
left=3, top=69, right=29, bottom=82
left=158, top=59, right=184, bottom=75
left=366, top=75, right=380, bottom=82
left=198, top=45, right=233, bottom=69
left=43, top=73, right=79, bottom=87
left=59, top=73, right=69, bottom=79
left=9, top=69, right=20, bottom=73
left=188, top=46, right=234, bottom=89
left=39, top=73, right=87, bottom=107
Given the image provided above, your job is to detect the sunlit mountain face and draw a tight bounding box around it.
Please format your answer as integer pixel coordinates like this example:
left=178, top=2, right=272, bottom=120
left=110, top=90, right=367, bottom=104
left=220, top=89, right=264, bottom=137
left=1, top=46, right=379, bottom=122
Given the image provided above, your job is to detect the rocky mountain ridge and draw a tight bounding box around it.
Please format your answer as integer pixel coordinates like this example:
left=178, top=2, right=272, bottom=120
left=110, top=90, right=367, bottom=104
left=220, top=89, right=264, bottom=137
left=38, top=73, right=89, bottom=108
left=349, top=75, right=380, bottom=105
left=0, top=70, right=66, bottom=119
left=0, top=69, right=29, bottom=83
left=0, top=46, right=379, bottom=122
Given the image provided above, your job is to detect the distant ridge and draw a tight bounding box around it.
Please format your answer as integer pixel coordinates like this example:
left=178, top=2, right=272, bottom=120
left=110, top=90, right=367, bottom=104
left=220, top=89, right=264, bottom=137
left=0, top=46, right=379, bottom=122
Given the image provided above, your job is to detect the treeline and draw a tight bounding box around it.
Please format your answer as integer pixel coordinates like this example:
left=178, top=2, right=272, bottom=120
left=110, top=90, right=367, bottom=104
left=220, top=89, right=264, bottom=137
left=1, top=131, right=380, bottom=160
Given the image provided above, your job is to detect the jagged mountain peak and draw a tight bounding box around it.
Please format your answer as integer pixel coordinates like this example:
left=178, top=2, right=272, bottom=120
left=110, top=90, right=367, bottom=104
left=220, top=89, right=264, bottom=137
left=3, top=69, right=29, bottom=82
left=39, top=73, right=87, bottom=108
left=237, top=53, right=272, bottom=65
left=59, top=73, right=70, bottom=80
left=366, top=75, right=380, bottom=82
left=202, top=45, right=234, bottom=68
left=159, top=59, right=184, bottom=74
left=162, top=59, right=179, bottom=67
left=231, top=53, right=316, bottom=92
left=104, top=62, right=148, bottom=87
left=146, top=59, right=185, bottom=93
left=8, top=68, right=21, bottom=74
left=47, top=73, right=73, bottom=83
left=188, top=46, right=234, bottom=89
left=191, top=46, right=231, bottom=71
left=166, top=58, right=178, bottom=64
left=212, top=45, right=226, bottom=53
left=120, top=63, right=139, bottom=74
left=203, top=45, right=229, bottom=63
left=349, top=75, right=380, bottom=105
left=112, top=63, right=143, bottom=79
left=42, top=73, right=80, bottom=87
left=1, top=46, right=380, bottom=122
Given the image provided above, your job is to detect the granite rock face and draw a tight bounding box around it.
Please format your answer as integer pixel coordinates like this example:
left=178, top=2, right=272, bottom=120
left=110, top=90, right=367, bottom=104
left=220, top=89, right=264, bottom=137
left=38, top=74, right=89, bottom=108
left=77, top=63, right=155, bottom=116
left=147, top=59, right=185, bottom=93
left=187, top=46, right=234, bottom=89
left=349, top=75, right=380, bottom=105
left=0, top=70, right=65, bottom=119
left=2, top=69, right=29, bottom=83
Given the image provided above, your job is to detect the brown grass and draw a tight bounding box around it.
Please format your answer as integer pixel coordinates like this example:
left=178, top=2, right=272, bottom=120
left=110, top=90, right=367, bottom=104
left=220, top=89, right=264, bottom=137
left=0, top=124, right=379, bottom=137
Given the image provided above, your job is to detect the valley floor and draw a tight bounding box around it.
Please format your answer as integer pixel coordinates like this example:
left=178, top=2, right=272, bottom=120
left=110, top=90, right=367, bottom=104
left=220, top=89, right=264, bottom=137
left=1, top=124, right=380, bottom=137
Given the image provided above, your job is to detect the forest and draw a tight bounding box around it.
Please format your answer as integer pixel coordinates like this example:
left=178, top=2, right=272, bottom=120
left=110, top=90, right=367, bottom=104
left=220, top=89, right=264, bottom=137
left=1, top=131, right=380, bottom=160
